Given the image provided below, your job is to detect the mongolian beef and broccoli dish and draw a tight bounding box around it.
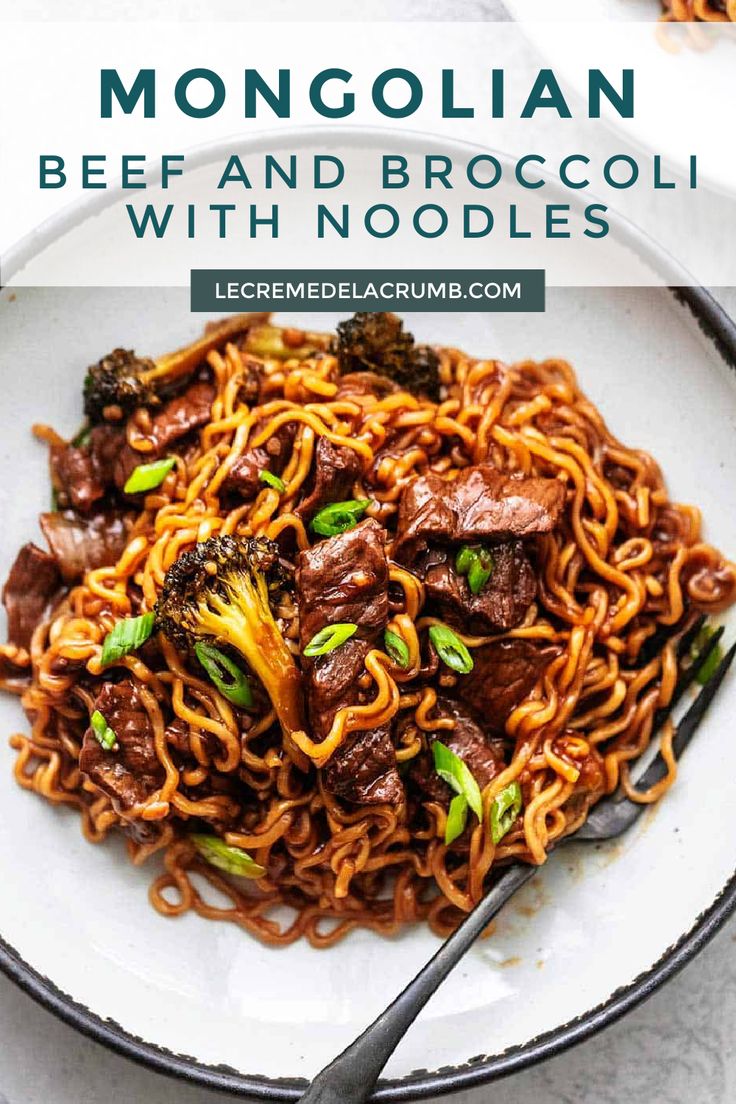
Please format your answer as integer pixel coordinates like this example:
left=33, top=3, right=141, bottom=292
left=1, top=311, right=734, bottom=946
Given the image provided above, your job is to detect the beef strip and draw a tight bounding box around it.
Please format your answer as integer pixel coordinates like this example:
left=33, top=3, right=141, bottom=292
left=394, top=464, right=565, bottom=634
left=296, top=519, right=389, bottom=646
left=394, top=464, right=566, bottom=562
left=456, top=639, right=558, bottom=733
left=51, top=379, right=212, bottom=512
left=295, top=436, right=363, bottom=522
left=40, top=509, right=134, bottom=581
left=87, top=424, right=142, bottom=494
left=50, top=443, right=106, bottom=514
left=407, top=697, right=506, bottom=805
left=221, top=422, right=296, bottom=501
left=422, top=541, right=537, bottom=634
left=79, top=680, right=162, bottom=811
left=295, top=520, right=402, bottom=805
left=2, top=543, right=62, bottom=650
left=147, top=379, right=215, bottom=452
left=323, top=725, right=402, bottom=804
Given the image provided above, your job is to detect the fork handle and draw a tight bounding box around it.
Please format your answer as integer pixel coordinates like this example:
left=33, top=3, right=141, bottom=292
left=298, top=863, right=538, bottom=1104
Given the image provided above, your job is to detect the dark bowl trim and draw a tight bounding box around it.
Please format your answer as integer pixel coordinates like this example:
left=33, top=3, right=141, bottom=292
left=2, top=126, right=736, bottom=1101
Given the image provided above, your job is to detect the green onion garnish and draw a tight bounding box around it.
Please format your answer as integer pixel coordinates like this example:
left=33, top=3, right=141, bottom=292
left=384, top=629, right=410, bottom=668
left=123, top=456, right=176, bottom=495
left=90, top=709, right=117, bottom=751
left=455, top=543, right=494, bottom=596
left=71, top=423, right=92, bottom=448
left=101, top=611, right=155, bottom=667
left=433, top=740, right=483, bottom=819
left=259, top=470, right=286, bottom=493
left=194, top=642, right=254, bottom=709
left=311, top=499, right=371, bottom=537
left=303, top=623, right=358, bottom=657
left=490, top=781, right=523, bottom=845
left=428, top=623, right=474, bottom=674
left=445, top=794, right=469, bottom=846
left=692, top=625, right=724, bottom=686
left=191, top=834, right=266, bottom=878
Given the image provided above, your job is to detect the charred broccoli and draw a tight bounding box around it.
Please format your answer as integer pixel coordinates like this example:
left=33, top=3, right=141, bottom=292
left=83, top=314, right=269, bottom=424
left=333, top=312, right=441, bottom=400
left=155, top=535, right=305, bottom=744
left=83, top=348, right=158, bottom=422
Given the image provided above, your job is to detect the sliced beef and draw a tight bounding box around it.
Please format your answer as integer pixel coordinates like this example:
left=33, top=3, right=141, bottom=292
left=2, top=543, right=62, bottom=649
left=295, top=436, right=363, bottom=522
left=296, top=519, right=389, bottom=646
left=221, top=422, right=296, bottom=501
left=456, top=639, right=558, bottom=733
left=40, top=509, right=134, bottom=581
left=51, top=426, right=144, bottom=508
left=422, top=541, right=537, bottom=634
left=394, top=465, right=566, bottom=562
left=306, top=636, right=372, bottom=731
left=295, top=520, right=402, bottom=805
left=79, top=680, right=162, bottom=811
left=407, top=697, right=506, bottom=805
left=87, top=424, right=143, bottom=493
left=323, top=724, right=403, bottom=804
left=147, top=379, right=215, bottom=452
left=50, top=443, right=106, bottom=514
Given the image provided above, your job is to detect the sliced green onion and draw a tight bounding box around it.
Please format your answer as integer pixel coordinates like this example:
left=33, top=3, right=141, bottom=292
left=428, top=623, right=474, bottom=675
left=692, top=624, right=724, bottom=686
left=123, top=456, right=176, bottom=495
left=194, top=641, right=254, bottom=709
left=101, top=611, right=155, bottom=667
left=259, top=469, right=286, bottom=493
left=71, top=423, right=92, bottom=448
left=490, top=781, right=523, bottom=845
left=90, top=709, right=117, bottom=751
left=455, top=545, right=475, bottom=575
left=303, top=623, right=358, bottom=658
left=455, top=543, right=494, bottom=596
left=445, top=793, right=468, bottom=846
left=311, top=499, right=371, bottom=537
left=433, top=740, right=483, bottom=819
left=191, top=834, right=266, bottom=878
left=384, top=629, right=410, bottom=668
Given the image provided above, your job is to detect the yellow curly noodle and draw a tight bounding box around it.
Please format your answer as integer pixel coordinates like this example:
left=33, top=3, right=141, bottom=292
left=3, top=322, right=735, bottom=947
left=661, top=0, right=736, bottom=18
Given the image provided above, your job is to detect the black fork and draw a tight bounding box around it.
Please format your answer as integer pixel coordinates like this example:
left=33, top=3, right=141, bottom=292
left=298, top=618, right=735, bottom=1104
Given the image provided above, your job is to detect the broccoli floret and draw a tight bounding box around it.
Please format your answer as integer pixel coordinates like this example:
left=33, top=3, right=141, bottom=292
left=83, top=349, right=158, bottom=423
left=155, top=535, right=304, bottom=744
left=83, top=315, right=275, bottom=424
left=333, top=312, right=441, bottom=400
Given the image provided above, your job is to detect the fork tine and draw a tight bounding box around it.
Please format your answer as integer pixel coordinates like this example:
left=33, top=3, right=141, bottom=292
left=671, top=640, right=736, bottom=759
left=633, top=640, right=736, bottom=796
left=577, top=635, right=735, bottom=841
left=634, top=612, right=704, bottom=670
left=676, top=612, right=707, bottom=659
left=651, top=624, right=725, bottom=734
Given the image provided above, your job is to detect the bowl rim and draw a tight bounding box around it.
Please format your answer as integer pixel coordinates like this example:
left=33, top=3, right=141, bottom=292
left=2, top=124, right=736, bottom=1101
